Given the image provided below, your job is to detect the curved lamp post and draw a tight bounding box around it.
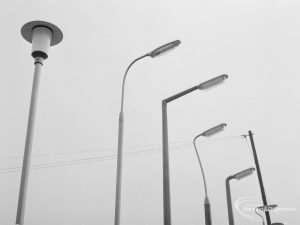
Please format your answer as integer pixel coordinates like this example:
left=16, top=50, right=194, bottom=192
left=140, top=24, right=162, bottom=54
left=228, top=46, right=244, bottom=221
left=226, top=168, right=256, bottom=225
left=114, top=40, right=181, bottom=225
left=193, top=123, right=227, bottom=225
left=162, top=74, right=229, bottom=225
left=16, top=21, right=63, bottom=225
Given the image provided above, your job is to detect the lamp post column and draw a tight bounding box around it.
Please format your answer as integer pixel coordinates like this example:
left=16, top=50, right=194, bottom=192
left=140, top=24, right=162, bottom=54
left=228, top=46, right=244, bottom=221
left=193, top=123, right=227, bottom=225
left=161, top=85, right=200, bottom=225
left=16, top=57, right=43, bottom=225
left=16, top=21, right=63, bottom=225
left=114, top=111, right=124, bottom=225
left=225, top=176, right=234, bottom=225
left=162, top=101, right=171, bottom=225
left=114, top=54, right=149, bottom=225
left=161, top=76, right=228, bottom=225
left=114, top=40, right=181, bottom=225
left=248, top=130, right=271, bottom=225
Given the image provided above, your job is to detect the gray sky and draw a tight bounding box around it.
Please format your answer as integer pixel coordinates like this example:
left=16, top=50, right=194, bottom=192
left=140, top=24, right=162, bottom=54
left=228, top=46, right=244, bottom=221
left=0, top=0, right=299, bottom=224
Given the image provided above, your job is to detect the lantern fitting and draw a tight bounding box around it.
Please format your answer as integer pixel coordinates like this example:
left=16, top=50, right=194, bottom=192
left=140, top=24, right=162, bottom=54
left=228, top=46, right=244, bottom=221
left=21, top=21, right=63, bottom=59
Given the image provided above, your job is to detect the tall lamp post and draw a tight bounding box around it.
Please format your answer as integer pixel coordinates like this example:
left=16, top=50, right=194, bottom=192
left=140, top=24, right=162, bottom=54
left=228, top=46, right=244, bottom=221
left=247, top=130, right=272, bottom=225
left=225, top=168, right=256, bottom=225
left=193, top=123, right=227, bottom=225
left=114, top=40, right=181, bottom=225
left=162, top=74, right=229, bottom=225
left=16, top=21, right=63, bottom=225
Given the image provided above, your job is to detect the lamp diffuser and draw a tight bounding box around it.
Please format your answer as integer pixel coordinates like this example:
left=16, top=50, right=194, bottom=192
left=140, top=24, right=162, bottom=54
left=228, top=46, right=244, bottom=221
left=233, top=168, right=255, bottom=180
left=198, top=74, right=228, bottom=90
left=201, top=123, right=227, bottom=137
left=150, top=40, right=181, bottom=58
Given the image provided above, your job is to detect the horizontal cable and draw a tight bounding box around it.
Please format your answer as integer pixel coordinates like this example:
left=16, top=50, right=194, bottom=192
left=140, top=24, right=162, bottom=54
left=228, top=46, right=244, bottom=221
left=0, top=135, right=245, bottom=160
left=0, top=135, right=245, bottom=174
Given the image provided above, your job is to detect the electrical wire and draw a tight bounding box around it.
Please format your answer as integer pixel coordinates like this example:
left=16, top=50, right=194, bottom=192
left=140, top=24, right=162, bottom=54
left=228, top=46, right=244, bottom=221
left=0, top=142, right=187, bottom=160
left=0, top=135, right=245, bottom=174
left=0, top=135, right=243, bottom=160
left=0, top=146, right=194, bottom=174
left=243, top=135, right=258, bottom=159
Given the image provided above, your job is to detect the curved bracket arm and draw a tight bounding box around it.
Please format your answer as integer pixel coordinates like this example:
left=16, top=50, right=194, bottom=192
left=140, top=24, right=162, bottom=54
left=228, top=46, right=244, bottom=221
left=193, top=135, right=208, bottom=198
left=120, top=54, right=150, bottom=112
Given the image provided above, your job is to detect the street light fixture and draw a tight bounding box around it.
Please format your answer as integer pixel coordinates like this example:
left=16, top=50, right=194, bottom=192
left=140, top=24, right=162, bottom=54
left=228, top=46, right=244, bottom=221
left=226, top=168, right=256, bottom=225
left=193, top=123, right=227, bottom=225
left=114, top=40, right=181, bottom=225
left=16, top=21, right=63, bottom=225
left=200, top=123, right=227, bottom=137
left=162, top=74, right=229, bottom=225
left=149, top=40, right=181, bottom=58
left=198, top=75, right=229, bottom=90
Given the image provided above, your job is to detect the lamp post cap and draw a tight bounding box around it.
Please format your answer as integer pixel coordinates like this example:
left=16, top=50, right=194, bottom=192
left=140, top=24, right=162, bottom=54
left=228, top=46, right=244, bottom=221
left=21, top=20, right=63, bottom=46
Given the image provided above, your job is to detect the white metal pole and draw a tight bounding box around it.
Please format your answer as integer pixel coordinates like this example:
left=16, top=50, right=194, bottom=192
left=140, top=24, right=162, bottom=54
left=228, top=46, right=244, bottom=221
left=114, top=111, right=124, bottom=225
left=114, top=54, right=149, bottom=225
left=16, top=57, right=43, bottom=225
left=162, top=101, right=171, bottom=225
left=16, top=20, right=63, bottom=225
left=114, top=40, right=180, bottom=225
left=162, top=86, right=199, bottom=225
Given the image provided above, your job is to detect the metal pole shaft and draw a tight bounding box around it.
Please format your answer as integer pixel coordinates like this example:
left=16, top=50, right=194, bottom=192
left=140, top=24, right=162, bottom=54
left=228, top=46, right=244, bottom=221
left=114, top=54, right=148, bottom=225
left=114, top=112, right=124, bottom=225
left=162, top=101, right=171, bottom=225
left=194, top=137, right=212, bottom=225
left=248, top=130, right=271, bottom=225
left=204, top=197, right=212, bottom=225
left=16, top=57, right=44, bottom=225
left=161, top=86, right=199, bottom=225
left=226, top=177, right=234, bottom=225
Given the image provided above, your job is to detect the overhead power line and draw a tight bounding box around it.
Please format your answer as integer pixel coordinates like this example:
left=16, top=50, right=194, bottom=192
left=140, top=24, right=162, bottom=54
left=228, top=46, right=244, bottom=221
left=0, top=135, right=245, bottom=174
left=0, top=135, right=244, bottom=160
left=0, top=146, right=191, bottom=174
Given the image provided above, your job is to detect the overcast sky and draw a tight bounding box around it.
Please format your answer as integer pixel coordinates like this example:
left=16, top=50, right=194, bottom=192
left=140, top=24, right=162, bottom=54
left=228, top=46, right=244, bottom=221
left=0, top=0, right=299, bottom=224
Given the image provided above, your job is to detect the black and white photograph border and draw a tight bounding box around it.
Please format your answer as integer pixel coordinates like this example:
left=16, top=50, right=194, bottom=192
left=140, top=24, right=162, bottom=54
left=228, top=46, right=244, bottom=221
left=0, top=1, right=298, bottom=225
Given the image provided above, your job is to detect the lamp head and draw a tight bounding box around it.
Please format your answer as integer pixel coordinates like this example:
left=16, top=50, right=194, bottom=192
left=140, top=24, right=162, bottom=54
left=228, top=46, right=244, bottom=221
left=21, top=21, right=63, bottom=59
left=201, top=123, right=227, bottom=137
left=233, top=168, right=255, bottom=180
left=150, top=40, right=181, bottom=58
left=198, top=74, right=228, bottom=90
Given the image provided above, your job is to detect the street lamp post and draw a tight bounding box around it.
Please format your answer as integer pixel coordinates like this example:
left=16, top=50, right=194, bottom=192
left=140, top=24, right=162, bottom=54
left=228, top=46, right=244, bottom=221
left=162, top=74, right=229, bottom=225
left=114, top=40, right=181, bottom=225
left=225, top=168, right=256, bottom=225
left=193, top=123, right=227, bottom=225
left=16, top=21, right=63, bottom=225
